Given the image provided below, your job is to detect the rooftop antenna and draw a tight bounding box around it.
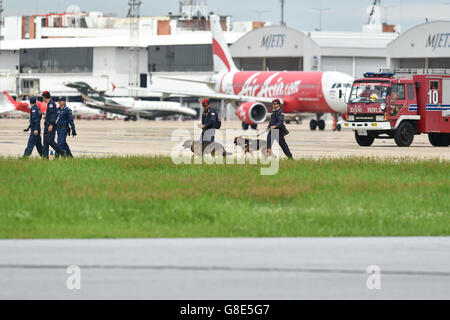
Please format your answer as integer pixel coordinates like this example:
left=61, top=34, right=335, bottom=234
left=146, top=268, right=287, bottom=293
left=380, top=4, right=398, bottom=24
left=311, top=7, right=330, bottom=31
left=0, top=0, right=3, bottom=50
left=128, top=0, right=142, bottom=97
left=279, top=0, right=286, bottom=26
left=367, top=0, right=381, bottom=24
left=250, top=10, right=269, bottom=21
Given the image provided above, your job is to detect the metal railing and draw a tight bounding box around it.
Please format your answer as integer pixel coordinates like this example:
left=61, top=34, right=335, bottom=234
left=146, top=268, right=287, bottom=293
left=380, top=68, right=450, bottom=75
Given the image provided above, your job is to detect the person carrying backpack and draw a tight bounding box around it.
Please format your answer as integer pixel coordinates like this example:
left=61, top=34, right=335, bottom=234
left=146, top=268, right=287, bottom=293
left=200, top=99, right=221, bottom=144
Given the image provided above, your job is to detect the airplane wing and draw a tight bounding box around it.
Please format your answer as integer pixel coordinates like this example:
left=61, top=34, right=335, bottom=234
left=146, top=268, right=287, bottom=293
left=84, top=101, right=129, bottom=116
left=157, top=76, right=216, bottom=86
left=85, top=99, right=196, bottom=119
left=132, top=87, right=275, bottom=104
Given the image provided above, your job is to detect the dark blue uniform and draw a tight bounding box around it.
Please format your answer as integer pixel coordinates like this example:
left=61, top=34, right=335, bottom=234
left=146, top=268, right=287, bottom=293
left=56, top=105, right=75, bottom=158
left=267, top=108, right=293, bottom=159
left=201, top=108, right=218, bottom=143
left=23, top=104, right=43, bottom=157
left=43, top=99, right=64, bottom=158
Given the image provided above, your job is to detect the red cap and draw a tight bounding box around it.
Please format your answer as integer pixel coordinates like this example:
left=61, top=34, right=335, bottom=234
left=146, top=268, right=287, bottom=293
left=202, top=99, right=210, bottom=106
left=42, top=91, right=51, bottom=99
left=272, top=99, right=281, bottom=104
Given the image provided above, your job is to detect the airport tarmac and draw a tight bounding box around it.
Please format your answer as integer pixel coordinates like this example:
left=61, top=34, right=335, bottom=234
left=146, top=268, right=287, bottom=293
left=0, top=119, right=449, bottom=159
left=0, top=237, right=449, bottom=300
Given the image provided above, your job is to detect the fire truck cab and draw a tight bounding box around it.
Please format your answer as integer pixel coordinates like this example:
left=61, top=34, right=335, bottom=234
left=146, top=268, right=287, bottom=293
left=343, top=69, right=450, bottom=147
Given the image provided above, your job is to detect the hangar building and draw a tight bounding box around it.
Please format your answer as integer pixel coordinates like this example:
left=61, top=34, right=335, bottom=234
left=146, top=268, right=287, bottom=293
left=230, top=26, right=397, bottom=79
left=387, top=21, right=450, bottom=69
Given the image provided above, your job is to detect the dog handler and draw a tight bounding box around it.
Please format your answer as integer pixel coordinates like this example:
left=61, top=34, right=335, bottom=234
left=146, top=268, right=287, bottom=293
left=267, top=99, right=293, bottom=159
left=200, top=99, right=218, bottom=144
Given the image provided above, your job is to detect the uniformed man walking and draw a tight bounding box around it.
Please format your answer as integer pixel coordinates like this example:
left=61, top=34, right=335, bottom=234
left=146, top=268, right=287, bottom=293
left=22, top=97, right=43, bottom=158
left=200, top=99, right=218, bottom=144
left=56, top=97, right=77, bottom=158
left=42, top=91, right=65, bottom=159
left=267, top=99, right=293, bottom=159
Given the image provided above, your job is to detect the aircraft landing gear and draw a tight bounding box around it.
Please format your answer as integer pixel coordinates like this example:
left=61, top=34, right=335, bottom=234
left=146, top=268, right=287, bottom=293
left=332, top=113, right=342, bottom=132
left=125, top=116, right=138, bottom=122
left=310, top=114, right=325, bottom=131
left=242, top=122, right=257, bottom=130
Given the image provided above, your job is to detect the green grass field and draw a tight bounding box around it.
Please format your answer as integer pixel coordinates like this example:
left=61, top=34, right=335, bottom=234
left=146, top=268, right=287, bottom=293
left=0, top=156, right=449, bottom=239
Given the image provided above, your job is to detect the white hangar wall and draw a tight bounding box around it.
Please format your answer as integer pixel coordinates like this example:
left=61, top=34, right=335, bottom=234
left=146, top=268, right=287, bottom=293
left=388, top=21, right=450, bottom=69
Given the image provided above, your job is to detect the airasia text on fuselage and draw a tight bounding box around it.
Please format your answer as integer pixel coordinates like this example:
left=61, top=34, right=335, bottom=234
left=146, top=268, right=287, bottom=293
left=234, top=72, right=301, bottom=98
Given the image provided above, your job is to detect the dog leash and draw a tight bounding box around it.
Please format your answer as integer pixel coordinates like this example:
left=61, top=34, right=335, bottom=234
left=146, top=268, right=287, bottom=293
left=256, top=128, right=269, bottom=137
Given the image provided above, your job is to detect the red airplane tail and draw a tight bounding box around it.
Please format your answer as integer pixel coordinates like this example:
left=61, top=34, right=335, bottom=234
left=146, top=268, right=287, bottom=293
left=210, top=15, right=238, bottom=73
left=2, top=91, right=30, bottom=113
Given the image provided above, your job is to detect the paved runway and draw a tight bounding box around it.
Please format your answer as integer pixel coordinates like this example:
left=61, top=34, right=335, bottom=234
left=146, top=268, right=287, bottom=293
left=0, top=238, right=449, bottom=300
left=1, top=119, right=449, bottom=159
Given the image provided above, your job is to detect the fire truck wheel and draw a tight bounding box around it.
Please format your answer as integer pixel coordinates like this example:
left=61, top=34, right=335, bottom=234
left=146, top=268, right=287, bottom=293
left=429, top=133, right=450, bottom=147
left=394, top=121, right=415, bottom=147
left=355, top=132, right=375, bottom=147
left=242, top=122, right=250, bottom=131
left=318, top=120, right=326, bottom=131
left=310, top=120, right=318, bottom=131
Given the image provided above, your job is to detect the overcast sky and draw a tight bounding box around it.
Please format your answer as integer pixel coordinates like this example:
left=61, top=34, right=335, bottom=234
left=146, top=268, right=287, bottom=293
left=3, top=0, right=450, bottom=33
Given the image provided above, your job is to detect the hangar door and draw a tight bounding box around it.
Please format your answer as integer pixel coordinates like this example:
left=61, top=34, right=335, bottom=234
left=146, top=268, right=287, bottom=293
left=267, top=58, right=302, bottom=71
left=429, top=58, right=450, bottom=68
left=321, top=57, right=353, bottom=76
left=235, top=58, right=264, bottom=71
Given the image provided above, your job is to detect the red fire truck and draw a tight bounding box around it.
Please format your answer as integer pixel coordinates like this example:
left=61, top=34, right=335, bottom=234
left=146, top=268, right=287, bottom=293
left=343, top=69, right=450, bottom=147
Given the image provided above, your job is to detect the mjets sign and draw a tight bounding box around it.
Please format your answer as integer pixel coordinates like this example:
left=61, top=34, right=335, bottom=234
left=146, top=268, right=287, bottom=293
left=261, top=34, right=286, bottom=50
left=426, top=33, right=450, bottom=50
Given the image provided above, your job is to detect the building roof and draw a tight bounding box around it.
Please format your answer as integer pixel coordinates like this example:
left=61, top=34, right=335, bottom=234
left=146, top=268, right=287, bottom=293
left=309, top=31, right=398, bottom=49
left=0, top=31, right=245, bottom=50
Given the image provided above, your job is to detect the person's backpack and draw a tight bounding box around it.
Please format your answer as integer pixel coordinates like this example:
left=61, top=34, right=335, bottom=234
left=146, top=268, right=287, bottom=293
left=214, top=112, right=222, bottom=129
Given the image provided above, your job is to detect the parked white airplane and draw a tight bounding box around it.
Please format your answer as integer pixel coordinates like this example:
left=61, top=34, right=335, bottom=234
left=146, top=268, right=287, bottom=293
left=68, top=102, right=104, bottom=118
left=65, top=82, right=197, bottom=121
left=1, top=91, right=107, bottom=119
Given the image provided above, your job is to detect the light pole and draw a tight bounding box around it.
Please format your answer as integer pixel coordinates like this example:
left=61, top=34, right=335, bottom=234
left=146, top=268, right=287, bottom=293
left=0, top=0, right=3, bottom=50
left=279, top=0, right=286, bottom=26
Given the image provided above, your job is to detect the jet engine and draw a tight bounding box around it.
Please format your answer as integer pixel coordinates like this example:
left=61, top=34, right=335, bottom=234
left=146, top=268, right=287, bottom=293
left=236, top=102, right=268, bottom=125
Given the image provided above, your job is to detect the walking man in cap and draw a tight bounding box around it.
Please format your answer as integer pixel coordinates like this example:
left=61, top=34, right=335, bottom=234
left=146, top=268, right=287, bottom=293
left=22, top=97, right=43, bottom=158
left=42, top=91, right=65, bottom=159
left=267, top=99, right=293, bottom=159
left=200, top=99, right=218, bottom=144
left=56, top=96, right=77, bottom=158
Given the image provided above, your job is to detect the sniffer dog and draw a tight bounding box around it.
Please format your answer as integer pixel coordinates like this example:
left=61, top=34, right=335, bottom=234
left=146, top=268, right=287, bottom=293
left=234, top=136, right=267, bottom=157
left=183, top=140, right=231, bottom=157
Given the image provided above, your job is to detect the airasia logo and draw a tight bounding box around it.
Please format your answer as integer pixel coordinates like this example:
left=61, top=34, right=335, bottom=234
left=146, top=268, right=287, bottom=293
left=237, top=105, right=248, bottom=121
left=237, top=72, right=301, bottom=98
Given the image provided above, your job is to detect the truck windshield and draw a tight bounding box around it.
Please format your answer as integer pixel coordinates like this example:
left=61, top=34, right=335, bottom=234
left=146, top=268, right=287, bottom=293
left=349, top=83, right=388, bottom=104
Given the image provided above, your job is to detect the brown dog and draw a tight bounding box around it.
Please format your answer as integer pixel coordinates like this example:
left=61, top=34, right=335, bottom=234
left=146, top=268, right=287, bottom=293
left=234, top=136, right=267, bottom=157
left=183, top=140, right=231, bottom=157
